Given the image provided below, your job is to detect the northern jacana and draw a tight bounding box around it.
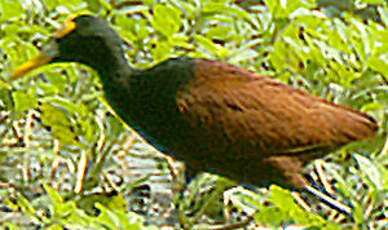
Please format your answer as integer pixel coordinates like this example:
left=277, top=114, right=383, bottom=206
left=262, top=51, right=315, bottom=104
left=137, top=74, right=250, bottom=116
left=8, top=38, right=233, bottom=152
left=11, top=15, right=378, bottom=214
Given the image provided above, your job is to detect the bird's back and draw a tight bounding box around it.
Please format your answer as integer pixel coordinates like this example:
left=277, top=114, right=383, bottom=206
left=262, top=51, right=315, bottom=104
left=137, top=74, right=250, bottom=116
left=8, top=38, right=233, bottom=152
left=178, top=59, right=377, bottom=154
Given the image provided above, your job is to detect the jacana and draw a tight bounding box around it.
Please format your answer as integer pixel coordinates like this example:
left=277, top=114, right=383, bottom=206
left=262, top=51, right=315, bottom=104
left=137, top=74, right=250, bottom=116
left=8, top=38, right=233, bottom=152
left=10, top=15, right=378, bottom=215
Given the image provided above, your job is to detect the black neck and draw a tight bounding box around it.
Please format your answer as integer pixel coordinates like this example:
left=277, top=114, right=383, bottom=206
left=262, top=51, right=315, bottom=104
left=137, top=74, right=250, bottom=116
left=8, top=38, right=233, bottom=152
left=86, top=45, right=136, bottom=88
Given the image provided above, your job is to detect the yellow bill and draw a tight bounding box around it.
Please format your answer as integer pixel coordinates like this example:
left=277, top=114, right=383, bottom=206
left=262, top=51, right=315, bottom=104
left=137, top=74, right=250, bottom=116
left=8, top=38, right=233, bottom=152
left=10, top=52, right=54, bottom=81
left=10, top=15, right=78, bottom=81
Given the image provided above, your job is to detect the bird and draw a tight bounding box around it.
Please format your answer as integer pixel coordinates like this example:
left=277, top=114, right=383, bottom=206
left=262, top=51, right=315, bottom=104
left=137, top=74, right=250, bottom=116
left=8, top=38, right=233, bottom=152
left=10, top=15, right=378, bottom=209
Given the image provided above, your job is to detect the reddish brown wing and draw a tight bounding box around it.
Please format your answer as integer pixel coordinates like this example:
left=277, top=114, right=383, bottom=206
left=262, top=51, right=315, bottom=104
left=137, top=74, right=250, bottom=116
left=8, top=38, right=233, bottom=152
left=176, top=59, right=378, bottom=157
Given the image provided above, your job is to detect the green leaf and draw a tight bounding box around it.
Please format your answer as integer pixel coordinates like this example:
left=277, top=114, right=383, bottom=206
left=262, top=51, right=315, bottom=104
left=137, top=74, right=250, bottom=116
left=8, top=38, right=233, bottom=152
left=43, top=0, right=85, bottom=11
left=85, top=0, right=103, bottom=13
left=206, top=26, right=231, bottom=40
left=150, top=40, right=173, bottom=62
left=194, top=34, right=230, bottom=58
left=361, top=102, right=384, bottom=112
left=1, top=37, right=39, bottom=68
left=359, top=0, right=386, bottom=5
left=268, top=185, right=337, bottom=228
left=12, top=91, right=38, bottom=112
left=253, top=206, right=287, bottom=226
left=116, top=13, right=150, bottom=43
left=171, top=34, right=193, bottom=49
left=354, top=154, right=384, bottom=190
left=377, top=6, right=388, bottom=26
left=16, top=193, right=37, bottom=215
left=151, top=3, right=182, bottom=38
left=202, top=2, right=251, bottom=20
left=39, top=100, right=79, bottom=146
left=46, top=224, right=64, bottom=230
left=104, top=112, right=125, bottom=140
left=37, top=97, right=98, bottom=145
left=0, top=0, right=24, bottom=20
left=45, top=71, right=68, bottom=93
left=44, top=184, right=64, bottom=211
left=264, top=0, right=316, bottom=19
left=368, top=54, right=388, bottom=76
left=107, top=194, right=128, bottom=213
left=0, top=82, right=13, bottom=110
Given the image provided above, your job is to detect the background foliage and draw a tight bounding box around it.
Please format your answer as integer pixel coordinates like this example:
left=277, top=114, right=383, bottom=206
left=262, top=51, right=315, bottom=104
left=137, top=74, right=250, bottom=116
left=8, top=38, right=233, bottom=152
left=0, top=0, right=387, bottom=229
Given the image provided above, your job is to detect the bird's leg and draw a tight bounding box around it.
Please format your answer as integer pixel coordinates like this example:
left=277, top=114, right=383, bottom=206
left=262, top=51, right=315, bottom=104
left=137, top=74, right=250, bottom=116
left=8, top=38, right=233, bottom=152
left=305, top=184, right=352, bottom=216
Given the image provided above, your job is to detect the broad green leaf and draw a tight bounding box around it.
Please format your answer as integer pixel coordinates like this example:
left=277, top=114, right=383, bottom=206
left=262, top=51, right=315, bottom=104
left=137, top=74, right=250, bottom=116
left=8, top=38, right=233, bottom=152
left=12, top=91, right=38, bottom=112
left=194, top=34, right=231, bottom=58
left=359, top=0, right=386, bottom=4
left=43, top=0, right=85, bottom=11
left=253, top=206, right=287, bottom=226
left=354, top=154, right=384, bottom=190
left=264, top=0, right=316, bottom=19
left=104, top=112, right=125, bottom=140
left=202, top=2, right=251, bottom=20
left=85, top=0, right=104, bottom=13
left=151, top=4, right=182, bottom=38
left=0, top=82, right=13, bottom=110
left=39, top=100, right=79, bottom=146
left=1, top=37, right=39, bottom=68
left=0, top=0, right=24, bottom=20
left=150, top=40, right=173, bottom=62
left=206, top=26, right=231, bottom=40
left=116, top=14, right=150, bottom=43
left=368, top=54, right=388, bottom=76
left=44, top=184, right=64, bottom=210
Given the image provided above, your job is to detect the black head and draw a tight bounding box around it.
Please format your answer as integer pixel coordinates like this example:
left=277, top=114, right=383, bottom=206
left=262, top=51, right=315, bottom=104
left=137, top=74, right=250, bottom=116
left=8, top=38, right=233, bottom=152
left=11, top=15, right=127, bottom=80
left=54, top=15, right=124, bottom=67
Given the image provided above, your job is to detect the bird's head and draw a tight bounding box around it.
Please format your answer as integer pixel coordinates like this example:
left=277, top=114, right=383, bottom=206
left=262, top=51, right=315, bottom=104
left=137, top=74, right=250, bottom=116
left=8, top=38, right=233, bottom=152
left=11, top=15, right=125, bottom=80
